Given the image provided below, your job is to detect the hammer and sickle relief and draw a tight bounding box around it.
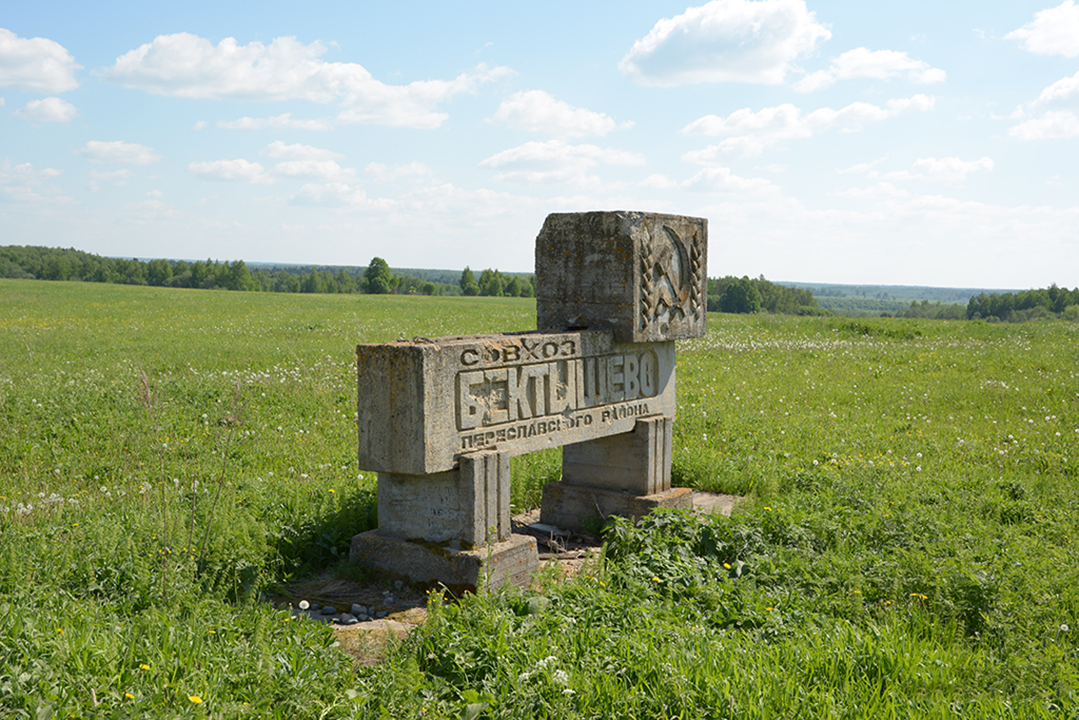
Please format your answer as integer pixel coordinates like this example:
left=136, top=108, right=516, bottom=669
left=643, top=226, right=692, bottom=336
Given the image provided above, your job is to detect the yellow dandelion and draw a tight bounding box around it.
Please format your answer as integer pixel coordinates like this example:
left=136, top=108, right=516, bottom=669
left=125, top=693, right=135, bottom=700
left=652, top=577, right=660, bottom=582
left=188, top=695, right=203, bottom=704
left=723, top=563, right=731, bottom=570
left=139, top=664, right=150, bottom=670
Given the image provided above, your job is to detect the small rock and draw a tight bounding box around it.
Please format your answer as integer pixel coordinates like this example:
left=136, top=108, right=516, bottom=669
left=394, top=580, right=403, bottom=590
left=351, top=604, right=367, bottom=616
left=376, top=610, right=388, bottom=619
left=320, top=606, right=337, bottom=615
left=307, top=602, right=320, bottom=612
left=337, top=613, right=358, bottom=625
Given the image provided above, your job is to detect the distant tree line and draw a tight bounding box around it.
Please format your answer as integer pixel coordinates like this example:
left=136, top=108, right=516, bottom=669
left=966, top=285, right=1079, bottom=322
left=0, top=246, right=465, bottom=296
left=707, top=275, right=827, bottom=315
left=891, top=300, right=966, bottom=320
left=459, top=267, right=535, bottom=298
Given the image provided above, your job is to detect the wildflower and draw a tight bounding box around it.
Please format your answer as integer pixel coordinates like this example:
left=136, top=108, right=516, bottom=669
left=723, top=563, right=731, bottom=570
left=139, top=664, right=150, bottom=670
left=125, top=693, right=135, bottom=700
left=652, top=577, right=660, bottom=582
left=188, top=695, right=203, bottom=704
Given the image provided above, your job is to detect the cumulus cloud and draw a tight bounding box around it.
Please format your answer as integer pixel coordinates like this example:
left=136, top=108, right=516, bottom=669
left=834, top=181, right=908, bottom=199
left=491, top=90, right=632, bottom=137
left=680, top=167, right=780, bottom=194
left=682, top=95, right=934, bottom=161
left=0, top=160, right=68, bottom=204
left=217, top=113, right=331, bottom=131
left=0, top=28, right=81, bottom=92
left=272, top=160, right=354, bottom=181
left=1007, top=70, right=1079, bottom=139
left=837, top=156, right=993, bottom=185
left=882, top=156, right=993, bottom=182
left=264, top=141, right=342, bottom=161
left=1006, top=1, right=1079, bottom=57
left=638, top=173, right=679, bottom=189
left=90, top=169, right=134, bottom=180
left=793, top=47, right=945, bottom=92
left=13, top=97, right=78, bottom=122
left=365, top=161, right=435, bottom=181
left=102, top=33, right=511, bottom=129
left=1010, top=110, right=1079, bottom=140
left=188, top=159, right=274, bottom=184
left=479, top=139, right=645, bottom=186
left=76, top=140, right=162, bottom=165
left=288, top=182, right=393, bottom=209
left=1031, top=71, right=1079, bottom=107
left=619, top=0, right=830, bottom=87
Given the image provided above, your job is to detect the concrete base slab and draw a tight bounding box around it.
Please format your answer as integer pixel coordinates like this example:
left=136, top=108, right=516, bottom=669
left=349, top=531, right=539, bottom=594
left=539, top=482, right=693, bottom=535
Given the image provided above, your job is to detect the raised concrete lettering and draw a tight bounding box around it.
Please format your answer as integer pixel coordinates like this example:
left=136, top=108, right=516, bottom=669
left=357, top=331, right=676, bottom=476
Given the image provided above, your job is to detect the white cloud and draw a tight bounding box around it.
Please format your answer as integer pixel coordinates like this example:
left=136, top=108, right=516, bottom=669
left=188, top=159, right=274, bottom=184
left=1006, top=1, right=1079, bottom=57
left=0, top=159, right=68, bottom=204
left=491, top=90, right=631, bottom=137
left=288, top=182, right=393, bottom=209
left=217, top=113, right=331, bottom=131
left=365, top=161, right=435, bottom=181
left=682, top=95, right=934, bottom=160
left=835, top=182, right=908, bottom=199
left=13, top=97, right=78, bottom=123
left=680, top=167, right=779, bottom=194
left=880, top=156, right=994, bottom=183
left=619, top=0, right=831, bottom=87
left=76, top=140, right=162, bottom=165
left=1010, top=110, right=1079, bottom=140
left=793, top=47, right=945, bottom=92
left=90, top=169, right=134, bottom=180
left=639, top=173, right=679, bottom=189
left=479, top=139, right=645, bottom=185
left=0, top=28, right=81, bottom=92
left=1031, top=71, right=1079, bottom=107
left=264, top=141, right=342, bottom=161
left=0, top=97, right=5, bottom=107
left=192, top=120, right=208, bottom=131
left=103, top=33, right=511, bottom=129
left=273, top=160, right=354, bottom=181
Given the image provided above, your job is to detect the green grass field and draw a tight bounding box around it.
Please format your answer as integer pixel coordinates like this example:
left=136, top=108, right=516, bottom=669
left=2, top=278, right=1078, bottom=718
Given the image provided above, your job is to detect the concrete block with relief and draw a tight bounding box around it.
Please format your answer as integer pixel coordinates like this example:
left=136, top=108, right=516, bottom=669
left=535, top=211, right=708, bottom=343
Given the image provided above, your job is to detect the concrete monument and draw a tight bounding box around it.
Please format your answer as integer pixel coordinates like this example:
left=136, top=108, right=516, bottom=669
left=350, top=210, right=707, bottom=591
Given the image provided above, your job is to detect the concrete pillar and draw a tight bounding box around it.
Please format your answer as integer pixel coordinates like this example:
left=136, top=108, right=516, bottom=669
left=540, top=414, right=691, bottom=533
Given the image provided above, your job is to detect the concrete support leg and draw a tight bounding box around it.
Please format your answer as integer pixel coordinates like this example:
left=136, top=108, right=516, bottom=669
left=540, top=414, right=691, bottom=533
left=351, top=449, right=538, bottom=592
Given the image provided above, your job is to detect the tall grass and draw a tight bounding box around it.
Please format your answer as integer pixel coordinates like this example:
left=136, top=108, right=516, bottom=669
left=2, top=279, right=1078, bottom=717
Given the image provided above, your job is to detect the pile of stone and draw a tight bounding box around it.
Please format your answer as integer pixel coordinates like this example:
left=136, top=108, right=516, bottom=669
left=291, top=599, right=392, bottom=625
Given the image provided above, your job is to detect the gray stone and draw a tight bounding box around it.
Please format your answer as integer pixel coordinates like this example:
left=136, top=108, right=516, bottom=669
left=562, top=414, right=673, bottom=495
left=350, top=604, right=367, bottom=617
left=351, top=531, right=539, bottom=593
left=376, top=611, right=388, bottom=619
left=337, top=614, right=358, bottom=625
left=536, top=211, right=707, bottom=344
left=357, top=331, right=676, bottom=475
left=540, top=484, right=693, bottom=535
left=377, top=449, right=511, bottom=547
left=320, top=605, right=337, bottom=615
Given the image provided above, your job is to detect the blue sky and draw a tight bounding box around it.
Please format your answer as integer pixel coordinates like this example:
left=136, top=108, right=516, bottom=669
left=2, top=0, right=1077, bottom=287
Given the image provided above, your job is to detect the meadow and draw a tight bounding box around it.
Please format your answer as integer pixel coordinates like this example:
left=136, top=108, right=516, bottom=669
left=1, top=278, right=1077, bottom=718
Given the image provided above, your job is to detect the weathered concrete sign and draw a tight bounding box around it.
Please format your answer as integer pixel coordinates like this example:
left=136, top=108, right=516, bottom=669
left=356, top=332, right=675, bottom=475
left=351, top=210, right=708, bottom=592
